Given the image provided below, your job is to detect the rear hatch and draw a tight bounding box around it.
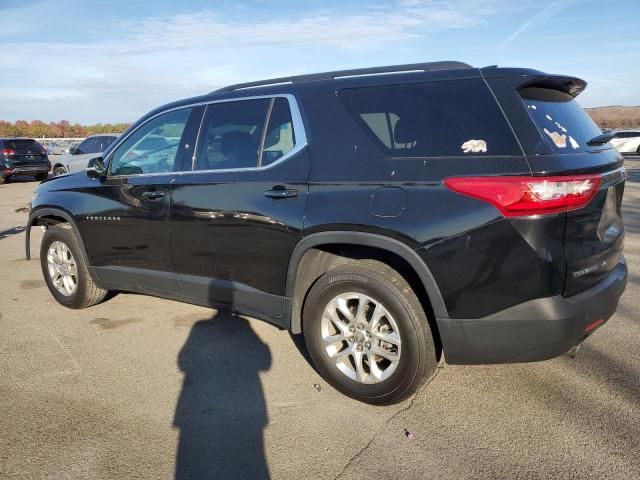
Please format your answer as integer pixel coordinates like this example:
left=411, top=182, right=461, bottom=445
left=520, top=85, right=626, bottom=296
left=2, top=139, right=48, bottom=166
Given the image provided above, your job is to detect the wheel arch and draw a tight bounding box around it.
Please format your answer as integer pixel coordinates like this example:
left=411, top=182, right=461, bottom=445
left=286, top=232, right=449, bottom=338
left=26, top=207, right=85, bottom=261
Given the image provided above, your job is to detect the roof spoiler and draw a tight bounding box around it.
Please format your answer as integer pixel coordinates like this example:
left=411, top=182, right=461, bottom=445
left=516, top=75, right=587, bottom=98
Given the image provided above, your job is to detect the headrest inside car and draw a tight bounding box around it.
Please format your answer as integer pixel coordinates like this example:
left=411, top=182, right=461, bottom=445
left=393, top=118, right=418, bottom=144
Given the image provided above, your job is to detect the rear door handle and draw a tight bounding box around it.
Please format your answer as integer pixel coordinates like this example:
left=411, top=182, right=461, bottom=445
left=141, top=190, right=165, bottom=200
left=264, top=187, right=298, bottom=199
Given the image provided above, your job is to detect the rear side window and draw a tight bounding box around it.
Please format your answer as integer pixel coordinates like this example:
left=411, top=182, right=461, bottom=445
left=339, top=80, right=521, bottom=157
left=520, top=87, right=603, bottom=153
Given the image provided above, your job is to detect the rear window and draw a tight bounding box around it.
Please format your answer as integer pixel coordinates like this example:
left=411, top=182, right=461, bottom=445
left=3, top=139, right=41, bottom=151
left=520, top=87, right=603, bottom=153
left=339, top=79, right=521, bottom=157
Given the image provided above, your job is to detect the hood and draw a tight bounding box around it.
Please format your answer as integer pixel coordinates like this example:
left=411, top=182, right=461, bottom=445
left=37, top=170, right=90, bottom=191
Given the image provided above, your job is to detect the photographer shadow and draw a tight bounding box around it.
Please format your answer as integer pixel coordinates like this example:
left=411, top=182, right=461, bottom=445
left=174, top=313, right=271, bottom=480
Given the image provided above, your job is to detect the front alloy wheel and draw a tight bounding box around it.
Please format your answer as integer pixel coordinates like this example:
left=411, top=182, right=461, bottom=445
left=46, top=240, right=78, bottom=296
left=40, top=225, right=108, bottom=308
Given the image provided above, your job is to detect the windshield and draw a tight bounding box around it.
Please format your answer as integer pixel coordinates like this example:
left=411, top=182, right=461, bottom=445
left=521, top=87, right=604, bottom=153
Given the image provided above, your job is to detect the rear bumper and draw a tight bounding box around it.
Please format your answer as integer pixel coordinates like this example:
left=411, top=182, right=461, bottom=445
left=1, top=165, right=49, bottom=177
left=437, top=258, right=628, bottom=364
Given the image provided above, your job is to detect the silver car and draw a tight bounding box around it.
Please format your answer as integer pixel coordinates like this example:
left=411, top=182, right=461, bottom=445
left=51, top=134, right=119, bottom=176
left=609, top=130, right=640, bottom=155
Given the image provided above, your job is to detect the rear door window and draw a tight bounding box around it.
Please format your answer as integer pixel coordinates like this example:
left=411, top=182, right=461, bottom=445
left=262, top=97, right=296, bottom=166
left=195, top=99, right=270, bottom=171
left=520, top=87, right=603, bottom=153
left=193, top=96, right=300, bottom=171
left=339, top=79, right=521, bottom=157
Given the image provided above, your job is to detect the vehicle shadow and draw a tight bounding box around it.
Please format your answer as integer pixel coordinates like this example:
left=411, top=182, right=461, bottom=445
left=174, top=312, right=271, bottom=480
left=0, top=226, right=25, bottom=240
left=2, top=175, right=48, bottom=183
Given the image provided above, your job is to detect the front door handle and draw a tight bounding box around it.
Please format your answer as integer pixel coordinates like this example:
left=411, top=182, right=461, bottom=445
left=264, top=187, right=298, bottom=199
left=141, top=190, right=165, bottom=200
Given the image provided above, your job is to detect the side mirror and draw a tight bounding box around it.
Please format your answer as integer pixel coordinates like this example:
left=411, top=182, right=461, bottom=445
left=86, top=157, right=106, bottom=180
left=68, top=147, right=77, bottom=155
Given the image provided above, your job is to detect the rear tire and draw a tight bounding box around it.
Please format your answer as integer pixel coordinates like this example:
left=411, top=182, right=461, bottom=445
left=40, top=225, right=108, bottom=309
left=35, top=173, right=48, bottom=181
left=53, top=166, right=66, bottom=176
left=303, top=260, right=438, bottom=405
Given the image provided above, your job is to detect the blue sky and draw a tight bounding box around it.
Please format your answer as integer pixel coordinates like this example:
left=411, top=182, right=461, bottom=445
left=1, top=0, right=638, bottom=123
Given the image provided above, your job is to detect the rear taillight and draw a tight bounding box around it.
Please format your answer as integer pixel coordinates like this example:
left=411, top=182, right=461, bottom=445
left=0, top=148, right=16, bottom=156
left=443, top=175, right=602, bottom=217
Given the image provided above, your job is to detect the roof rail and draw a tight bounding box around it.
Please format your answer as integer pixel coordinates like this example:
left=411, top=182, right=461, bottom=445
left=214, top=61, right=473, bottom=93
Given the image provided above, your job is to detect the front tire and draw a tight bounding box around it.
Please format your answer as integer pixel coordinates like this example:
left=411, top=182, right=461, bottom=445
left=53, top=166, right=66, bottom=176
left=40, top=225, right=108, bottom=309
left=303, top=260, right=438, bottom=405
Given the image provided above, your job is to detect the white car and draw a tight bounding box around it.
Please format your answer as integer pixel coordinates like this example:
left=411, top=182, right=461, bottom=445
left=609, top=130, right=640, bottom=154
left=51, top=134, right=119, bottom=176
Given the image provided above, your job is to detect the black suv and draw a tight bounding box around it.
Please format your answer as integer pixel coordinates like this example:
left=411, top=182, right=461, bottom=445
left=1, top=138, right=50, bottom=183
left=26, top=62, right=627, bottom=404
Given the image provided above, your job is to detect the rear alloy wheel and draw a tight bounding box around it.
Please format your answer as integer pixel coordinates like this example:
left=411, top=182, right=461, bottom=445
left=303, top=260, right=438, bottom=405
left=40, top=225, right=108, bottom=308
left=321, top=292, right=402, bottom=384
left=53, top=166, right=66, bottom=176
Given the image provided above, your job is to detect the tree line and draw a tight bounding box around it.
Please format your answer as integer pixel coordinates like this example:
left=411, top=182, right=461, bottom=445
left=0, top=120, right=130, bottom=138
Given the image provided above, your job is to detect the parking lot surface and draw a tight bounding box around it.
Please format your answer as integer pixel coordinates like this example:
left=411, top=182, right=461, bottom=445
left=1, top=161, right=639, bottom=479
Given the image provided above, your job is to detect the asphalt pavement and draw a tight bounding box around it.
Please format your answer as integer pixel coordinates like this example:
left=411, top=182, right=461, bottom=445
left=0, top=160, right=638, bottom=479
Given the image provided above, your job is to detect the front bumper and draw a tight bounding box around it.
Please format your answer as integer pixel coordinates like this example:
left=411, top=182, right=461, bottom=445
left=437, top=258, right=628, bottom=364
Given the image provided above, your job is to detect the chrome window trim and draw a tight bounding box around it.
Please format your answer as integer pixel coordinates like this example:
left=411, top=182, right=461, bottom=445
left=106, top=93, right=308, bottom=178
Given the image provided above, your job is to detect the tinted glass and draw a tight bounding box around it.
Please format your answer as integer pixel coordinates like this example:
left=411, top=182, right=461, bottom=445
left=339, top=80, right=521, bottom=157
left=75, top=138, right=96, bottom=155
left=110, top=108, right=191, bottom=176
left=3, top=139, right=41, bottom=151
left=262, top=97, right=296, bottom=166
left=617, top=132, right=640, bottom=139
left=93, top=135, right=117, bottom=152
left=521, top=87, right=603, bottom=153
left=195, top=99, right=270, bottom=170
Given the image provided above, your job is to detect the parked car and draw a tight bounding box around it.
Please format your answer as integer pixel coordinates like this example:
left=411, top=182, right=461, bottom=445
left=26, top=62, right=627, bottom=405
left=0, top=138, right=50, bottom=184
left=609, top=130, right=640, bottom=154
left=51, top=134, right=119, bottom=176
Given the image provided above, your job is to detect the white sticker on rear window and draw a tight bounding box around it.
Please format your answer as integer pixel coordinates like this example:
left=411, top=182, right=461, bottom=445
left=461, top=139, right=487, bottom=153
left=569, top=136, right=579, bottom=149
left=543, top=128, right=567, bottom=148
